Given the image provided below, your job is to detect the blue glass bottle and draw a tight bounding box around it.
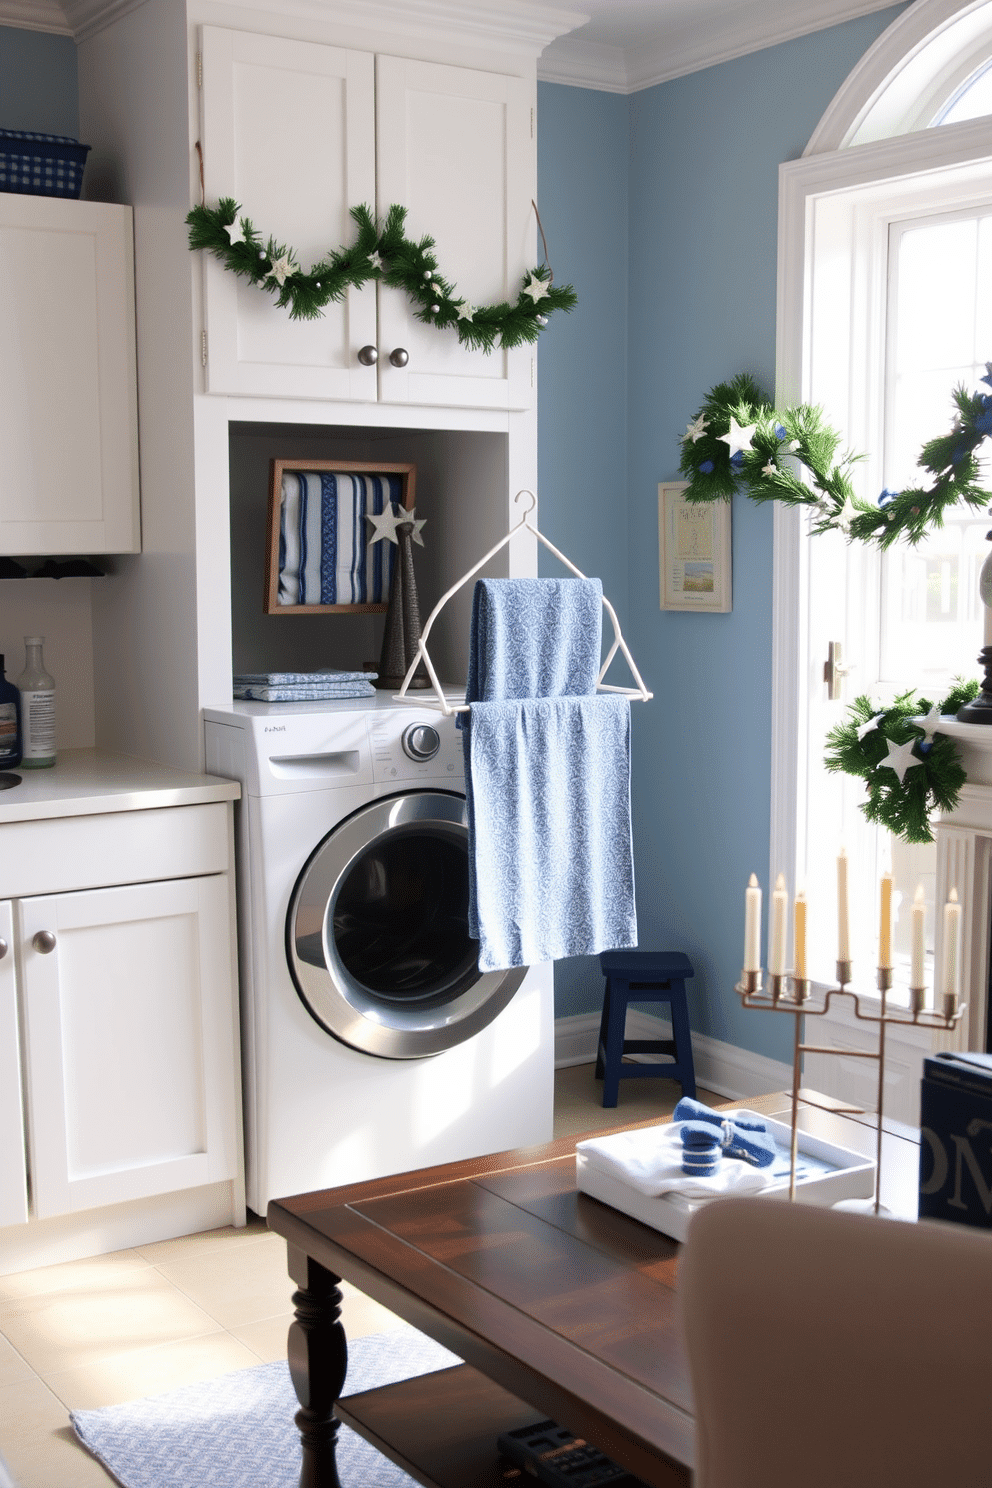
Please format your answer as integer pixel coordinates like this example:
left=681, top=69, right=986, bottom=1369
left=0, top=655, right=22, bottom=770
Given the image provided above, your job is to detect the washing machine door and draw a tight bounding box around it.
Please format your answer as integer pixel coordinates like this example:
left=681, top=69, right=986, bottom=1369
left=288, top=790, right=525, bottom=1058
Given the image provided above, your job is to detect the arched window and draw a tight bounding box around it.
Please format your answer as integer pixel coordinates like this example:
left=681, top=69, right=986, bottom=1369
left=772, top=0, right=992, bottom=1108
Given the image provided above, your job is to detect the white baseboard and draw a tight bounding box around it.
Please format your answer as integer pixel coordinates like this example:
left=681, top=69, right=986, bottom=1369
left=554, top=1010, right=791, bottom=1101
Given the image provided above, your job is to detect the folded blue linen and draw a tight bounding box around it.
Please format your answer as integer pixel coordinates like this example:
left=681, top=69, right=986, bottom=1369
left=466, top=694, right=636, bottom=972
left=680, top=1122, right=722, bottom=1177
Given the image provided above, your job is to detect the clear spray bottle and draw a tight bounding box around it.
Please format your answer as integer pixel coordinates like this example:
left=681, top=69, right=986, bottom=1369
left=17, top=636, right=55, bottom=769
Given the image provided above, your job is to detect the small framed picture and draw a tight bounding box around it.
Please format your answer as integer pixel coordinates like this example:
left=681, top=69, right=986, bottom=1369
left=658, top=481, right=732, bottom=613
left=265, top=459, right=416, bottom=615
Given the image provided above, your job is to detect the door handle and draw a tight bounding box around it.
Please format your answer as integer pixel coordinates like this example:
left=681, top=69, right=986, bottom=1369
left=825, top=641, right=855, bottom=700
left=32, top=931, right=57, bottom=954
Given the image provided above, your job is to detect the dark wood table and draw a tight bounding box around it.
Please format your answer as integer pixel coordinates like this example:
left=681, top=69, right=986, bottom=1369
left=267, top=1090, right=921, bottom=1488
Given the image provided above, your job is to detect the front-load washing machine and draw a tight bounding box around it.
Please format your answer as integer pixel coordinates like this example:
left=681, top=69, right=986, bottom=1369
left=204, top=695, right=554, bottom=1212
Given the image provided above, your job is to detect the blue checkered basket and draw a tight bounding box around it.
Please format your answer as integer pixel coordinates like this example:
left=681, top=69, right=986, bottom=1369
left=0, top=131, right=90, bottom=198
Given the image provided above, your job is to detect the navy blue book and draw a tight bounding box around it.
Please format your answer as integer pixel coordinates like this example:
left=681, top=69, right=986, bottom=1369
left=919, top=1051, right=992, bottom=1227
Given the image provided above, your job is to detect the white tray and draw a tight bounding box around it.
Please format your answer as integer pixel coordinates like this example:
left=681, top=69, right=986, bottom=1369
left=575, top=1109, right=876, bottom=1244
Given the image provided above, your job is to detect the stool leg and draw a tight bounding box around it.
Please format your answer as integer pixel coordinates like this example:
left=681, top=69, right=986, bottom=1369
left=595, top=980, right=611, bottom=1081
left=668, top=985, right=696, bottom=1101
left=602, top=987, right=628, bottom=1108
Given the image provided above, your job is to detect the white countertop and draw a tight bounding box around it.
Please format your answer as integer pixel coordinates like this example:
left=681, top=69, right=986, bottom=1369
left=0, top=749, right=240, bottom=824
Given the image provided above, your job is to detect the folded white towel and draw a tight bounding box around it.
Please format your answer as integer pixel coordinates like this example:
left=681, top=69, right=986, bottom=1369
left=576, top=1123, right=776, bottom=1199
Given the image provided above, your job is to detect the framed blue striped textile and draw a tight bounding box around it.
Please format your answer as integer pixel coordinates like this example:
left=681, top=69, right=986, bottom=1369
left=265, top=459, right=416, bottom=613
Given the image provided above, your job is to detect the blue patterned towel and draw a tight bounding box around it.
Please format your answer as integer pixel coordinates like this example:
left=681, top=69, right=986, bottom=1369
left=278, top=471, right=401, bottom=606
left=467, top=694, right=636, bottom=971
left=464, top=577, right=605, bottom=704
left=235, top=670, right=373, bottom=686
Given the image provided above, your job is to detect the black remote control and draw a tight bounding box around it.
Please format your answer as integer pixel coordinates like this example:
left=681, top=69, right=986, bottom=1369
left=497, top=1420, right=639, bottom=1486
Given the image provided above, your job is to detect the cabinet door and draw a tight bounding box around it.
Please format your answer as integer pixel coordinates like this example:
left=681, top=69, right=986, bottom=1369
left=375, top=56, right=534, bottom=412
left=0, top=197, right=139, bottom=554
left=0, top=900, right=28, bottom=1227
left=19, top=875, right=239, bottom=1220
left=199, top=27, right=377, bottom=399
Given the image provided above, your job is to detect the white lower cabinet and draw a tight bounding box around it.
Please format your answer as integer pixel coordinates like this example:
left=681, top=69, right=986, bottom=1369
left=0, top=798, right=242, bottom=1235
left=19, top=875, right=238, bottom=1219
left=0, top=900, right=28, bottom=1228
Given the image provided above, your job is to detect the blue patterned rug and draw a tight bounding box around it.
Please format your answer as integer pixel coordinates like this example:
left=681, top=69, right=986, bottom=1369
left=71, top=1326, right=461, bottom=1487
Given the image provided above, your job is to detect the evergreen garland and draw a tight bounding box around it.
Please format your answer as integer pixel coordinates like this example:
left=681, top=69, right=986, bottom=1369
left=823, top=681, right=980, bottom=844
left=678, top=368, right=992, bottom=549
left=186, top=200, right=577, bottom=352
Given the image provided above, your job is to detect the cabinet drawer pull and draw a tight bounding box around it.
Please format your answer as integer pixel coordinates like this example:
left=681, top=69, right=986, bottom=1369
left=32, top=931, right=57, bottom=954
left=0, top=937, right=6, bottom=959
left=357, top=344, right=379, bottom=366
left=389, top=347, right=409, bottom=368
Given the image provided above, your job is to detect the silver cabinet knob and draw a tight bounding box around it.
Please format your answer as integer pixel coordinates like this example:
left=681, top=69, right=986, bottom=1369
left=32, top=931, right=56, bottom=954
left=0, top=938, right=7, bottom=959
left=389, top=347, right=409, bottom=368
left=357, top=344, right=379, bottom=366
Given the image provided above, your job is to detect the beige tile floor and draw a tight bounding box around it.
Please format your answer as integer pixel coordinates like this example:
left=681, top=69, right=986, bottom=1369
left=0, top=1065, right=720, bottom=1487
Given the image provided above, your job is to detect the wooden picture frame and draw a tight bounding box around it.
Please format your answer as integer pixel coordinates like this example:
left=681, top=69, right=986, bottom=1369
left=658, top=481, right=732, bottom=613
left=265, top=459, right=416, bottom=614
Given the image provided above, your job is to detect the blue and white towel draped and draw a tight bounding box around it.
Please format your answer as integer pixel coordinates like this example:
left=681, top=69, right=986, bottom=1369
left=278, top=472, right=402, bottom=606
left=461, top=577, right=637, bottom=972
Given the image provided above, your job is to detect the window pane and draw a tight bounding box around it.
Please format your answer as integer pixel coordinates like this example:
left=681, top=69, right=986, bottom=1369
left=937, top=60, right=992, bottom=125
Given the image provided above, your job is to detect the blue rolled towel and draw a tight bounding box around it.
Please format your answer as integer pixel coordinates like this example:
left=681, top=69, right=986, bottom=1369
left=674, top=1100, right=776, bottom=1169
left=674, top=1096, right=768, bottom=1132
left=680, top=1123, right=721, bottom=1177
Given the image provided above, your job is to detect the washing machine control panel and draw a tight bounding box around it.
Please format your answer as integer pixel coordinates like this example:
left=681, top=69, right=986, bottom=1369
left=371, top=712, right=462, bottom=783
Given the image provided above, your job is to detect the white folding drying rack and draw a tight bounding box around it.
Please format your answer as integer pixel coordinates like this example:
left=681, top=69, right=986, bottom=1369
left=394, top=489, right=653, bottom=716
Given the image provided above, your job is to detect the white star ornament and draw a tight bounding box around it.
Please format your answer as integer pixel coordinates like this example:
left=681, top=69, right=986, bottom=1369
left=856, top=714, right=884, bottom=742
left=365, top=505, right=427, bottom=547
left=761, top=461, right=777, bottom=478
left=368, top=250, right=383, bottom=272
left=918, top=703, right=944, bottom=743
left=456, top=301, right=474, bottom=323
left=684, top=414, right=709, bottom=444
left=224, top=215, right=248, bottom=245
left=881, top=736, right=919, bottom=785
left=835, top=497, right=860, bottom=533
left=266, top=254, right=294, bottom=287
left=523, top=274, right=550, bottom=304
left=718, top=417, right=757, bottom=457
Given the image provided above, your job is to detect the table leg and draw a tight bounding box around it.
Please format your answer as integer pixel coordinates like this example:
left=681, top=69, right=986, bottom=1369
left=287, top=1245, right=348, bottom=1488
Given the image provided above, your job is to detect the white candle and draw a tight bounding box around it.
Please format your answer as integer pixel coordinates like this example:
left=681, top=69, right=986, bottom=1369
left=744, top=873, right=762, bottom=972
left=769, top=873, right=788, bottom=975
left=879, top=871, right=893, bottom=970
left=837, top=848, right=850, bottom=963
left=911, top=884, right=926, bottom=991
left=942, top=887, right=962, bottom=1001
left=793, top=890, right=807, bottom=981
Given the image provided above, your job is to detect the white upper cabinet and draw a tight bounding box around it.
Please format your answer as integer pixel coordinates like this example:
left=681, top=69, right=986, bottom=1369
left=199, top=28, right=378, bottom=402
left=374, top=55, right=532, bottom=411
left=198, top=27, right=534, bottom=410
left=0, top=197, right=140, bottom=555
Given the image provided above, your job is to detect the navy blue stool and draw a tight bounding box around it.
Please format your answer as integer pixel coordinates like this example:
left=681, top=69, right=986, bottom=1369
left=596, top=950, right=696, bottom=1108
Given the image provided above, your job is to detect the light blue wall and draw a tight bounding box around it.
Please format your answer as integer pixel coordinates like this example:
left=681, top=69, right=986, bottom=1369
left=535, top=86, right=630, bottom=1018
left=0, top=25, right=78, bottom=136
left=539, top=5, right=907, bottom=1062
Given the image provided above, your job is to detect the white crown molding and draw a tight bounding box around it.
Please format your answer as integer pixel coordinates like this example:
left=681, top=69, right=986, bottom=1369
left=536, top=35, right=627, bottom=92
left=539, top=0, right=904, bottom=95
left=2, top=0, right=589, bottom=50
left=0, top=0, right=70, bottom=34
left=199, top=0, right=589, bottom=55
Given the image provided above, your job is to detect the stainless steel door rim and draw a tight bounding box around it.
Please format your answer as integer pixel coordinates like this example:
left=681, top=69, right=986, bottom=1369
left=288, top=790, right=524, bottom=1058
